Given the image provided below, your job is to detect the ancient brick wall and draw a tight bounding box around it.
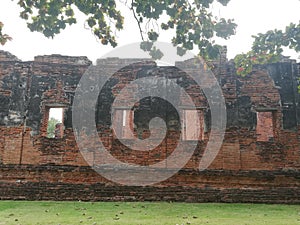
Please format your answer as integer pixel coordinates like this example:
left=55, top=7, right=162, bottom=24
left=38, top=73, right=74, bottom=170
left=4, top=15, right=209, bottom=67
left=0, top=165, right=299, bottom=203
left=0, top=50, right=299, bottom=202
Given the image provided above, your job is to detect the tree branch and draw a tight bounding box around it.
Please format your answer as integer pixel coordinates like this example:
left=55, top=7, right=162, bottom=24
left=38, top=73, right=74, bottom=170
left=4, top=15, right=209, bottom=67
left=131, top=0, right=144, bottom=41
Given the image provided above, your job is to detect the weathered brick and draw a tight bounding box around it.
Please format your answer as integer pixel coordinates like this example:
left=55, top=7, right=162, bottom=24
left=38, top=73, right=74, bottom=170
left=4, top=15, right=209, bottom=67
left=0, top=50, right=299, bottom=202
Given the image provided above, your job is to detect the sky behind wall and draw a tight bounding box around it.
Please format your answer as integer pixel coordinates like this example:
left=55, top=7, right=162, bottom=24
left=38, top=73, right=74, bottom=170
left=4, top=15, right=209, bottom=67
left=0, top=0, right=299, bottom=63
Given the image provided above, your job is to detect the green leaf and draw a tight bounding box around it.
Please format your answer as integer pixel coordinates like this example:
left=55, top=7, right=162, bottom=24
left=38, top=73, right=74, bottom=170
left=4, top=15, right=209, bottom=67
left=148, top=30, right=159, bottom=41
left=140, top=41, right=154, bottom=51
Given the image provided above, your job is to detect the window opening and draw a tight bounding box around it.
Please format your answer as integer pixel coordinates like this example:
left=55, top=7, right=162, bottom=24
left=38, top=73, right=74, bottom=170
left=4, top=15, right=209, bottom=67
left=47, top=108, right=64, bottom=138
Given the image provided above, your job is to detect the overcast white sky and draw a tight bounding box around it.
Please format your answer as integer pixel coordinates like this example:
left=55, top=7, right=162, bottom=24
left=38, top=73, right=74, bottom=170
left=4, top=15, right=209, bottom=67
left=0, top=0, right=299, bottom=63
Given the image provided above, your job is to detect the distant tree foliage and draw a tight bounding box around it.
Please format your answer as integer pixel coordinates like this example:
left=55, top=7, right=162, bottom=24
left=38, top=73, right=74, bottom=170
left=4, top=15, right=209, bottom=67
left=47, top=117, right=60, bottom=138
left=234, top=22, right=300, bottom=76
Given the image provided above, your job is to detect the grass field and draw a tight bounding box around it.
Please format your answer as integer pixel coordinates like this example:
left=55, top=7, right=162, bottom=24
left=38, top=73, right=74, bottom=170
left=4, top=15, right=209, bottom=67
left=0, top=201, right=299, bottom=225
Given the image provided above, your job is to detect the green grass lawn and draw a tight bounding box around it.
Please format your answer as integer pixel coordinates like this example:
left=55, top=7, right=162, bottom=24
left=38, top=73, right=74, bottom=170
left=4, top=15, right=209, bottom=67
left=0, top=201, right=299, bottom=225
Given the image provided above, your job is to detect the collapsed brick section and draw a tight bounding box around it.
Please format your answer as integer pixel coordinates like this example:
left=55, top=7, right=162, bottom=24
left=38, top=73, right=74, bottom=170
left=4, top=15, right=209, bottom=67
left=0, top=50, right=299, bottom=203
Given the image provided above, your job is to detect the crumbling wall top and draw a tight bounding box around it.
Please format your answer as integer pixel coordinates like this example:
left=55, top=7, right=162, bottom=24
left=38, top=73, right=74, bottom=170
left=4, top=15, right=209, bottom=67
left=34, top=54, right=92, bottom=66
left=0, top=50, right=20, bottom=62
left=96, top=57, right=156, bottom=67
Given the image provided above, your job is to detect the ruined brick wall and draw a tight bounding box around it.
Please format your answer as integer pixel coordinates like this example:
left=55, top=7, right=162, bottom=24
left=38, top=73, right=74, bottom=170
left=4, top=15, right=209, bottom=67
left=0, top=51, right=91, bottom=166
left=0, top=50, right=299, bottom=203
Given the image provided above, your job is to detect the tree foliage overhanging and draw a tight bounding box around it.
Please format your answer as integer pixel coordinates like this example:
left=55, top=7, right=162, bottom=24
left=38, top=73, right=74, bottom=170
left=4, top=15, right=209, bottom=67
left=0, top=0, right=299, bottom=75
left=0, top=21, right=12, bottom=45
left=234, top=22, right=300, bottom=76
left=1, top=0, right=236, bottom=59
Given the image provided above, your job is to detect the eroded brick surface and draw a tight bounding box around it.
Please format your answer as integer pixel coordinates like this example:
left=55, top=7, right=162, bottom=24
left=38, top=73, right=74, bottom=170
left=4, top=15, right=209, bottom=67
left=0, top=50, right=299, bottom=202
